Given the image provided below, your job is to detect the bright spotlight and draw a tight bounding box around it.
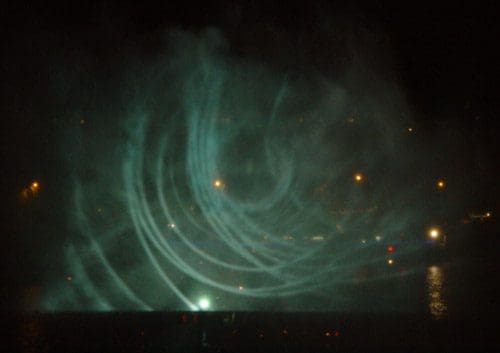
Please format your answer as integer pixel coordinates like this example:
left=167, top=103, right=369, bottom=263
left=198, top=297, right=210, bottom=310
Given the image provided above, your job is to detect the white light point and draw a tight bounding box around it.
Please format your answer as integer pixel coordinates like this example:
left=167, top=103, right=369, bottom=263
left=198, top=297, right=210, bottom=310
left=213, top=179, right=224, bottom=189
left=428, top=228, right=440, bottom=239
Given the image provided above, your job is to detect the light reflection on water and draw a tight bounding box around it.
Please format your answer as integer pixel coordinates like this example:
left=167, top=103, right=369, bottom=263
left=426, top=265, right=447, bottom=319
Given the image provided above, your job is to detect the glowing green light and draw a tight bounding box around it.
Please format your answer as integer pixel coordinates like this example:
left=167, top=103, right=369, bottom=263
left=198, top=297, right=210, bottom=310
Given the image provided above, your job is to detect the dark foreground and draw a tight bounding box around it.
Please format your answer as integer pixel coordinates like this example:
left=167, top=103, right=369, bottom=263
left=4, top=311, right=498, bottom=353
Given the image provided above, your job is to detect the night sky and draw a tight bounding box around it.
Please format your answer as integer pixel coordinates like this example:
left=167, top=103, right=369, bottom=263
left=1, top=1, right=498, bottom=311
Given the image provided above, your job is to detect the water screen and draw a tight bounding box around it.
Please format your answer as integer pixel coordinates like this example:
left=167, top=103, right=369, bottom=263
left=7, top=16, right=488, bottom=314
left=31, top=29, right=434, bottom=312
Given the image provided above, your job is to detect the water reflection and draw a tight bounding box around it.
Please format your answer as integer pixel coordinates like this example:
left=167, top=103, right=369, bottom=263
left=426, top=266, right=447, bottom=319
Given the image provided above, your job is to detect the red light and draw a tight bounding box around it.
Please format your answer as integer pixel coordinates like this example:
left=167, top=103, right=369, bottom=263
left=181, top=314, right=188, bottom=323
left=334, top=331, right=340, bottom=337
left=387, top=245, right=394, bottom=252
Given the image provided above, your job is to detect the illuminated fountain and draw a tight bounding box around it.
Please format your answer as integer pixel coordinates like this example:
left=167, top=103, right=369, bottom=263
left=43, top=30, right=419, bottom=311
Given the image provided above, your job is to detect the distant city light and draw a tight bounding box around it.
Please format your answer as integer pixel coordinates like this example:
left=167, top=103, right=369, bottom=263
left=198, top=297, right=210, bottom=310
left=469, top=211, right=493, bottom=221
left=408, top=127, right=413, bottom=132
left=168, top=223, right=176, bottom=229
left=21, top=180, right=41, bottom=199
left=387, top=259, right=394, bottom=265
left=375, top=235, right=382, bottom=242
left=387, top=245, right=394, bottom=252
left=428, top=227, right=440, bottom=239
left=213, top=179, right=224, bottom=189
left=354, top=173, right=364, bottom=182
left=436, top=179, right=445, bottom=189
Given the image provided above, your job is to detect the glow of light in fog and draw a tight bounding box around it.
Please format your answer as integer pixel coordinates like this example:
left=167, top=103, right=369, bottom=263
left=198, top=297, right=210, bottom=310
left=354, top=173, right=364, bottom=182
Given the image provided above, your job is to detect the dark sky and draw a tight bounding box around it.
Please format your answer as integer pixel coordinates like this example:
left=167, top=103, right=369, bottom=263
left=1, top=1, right=498, bottom=309
left=2, top=1, right=498, bottom=115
